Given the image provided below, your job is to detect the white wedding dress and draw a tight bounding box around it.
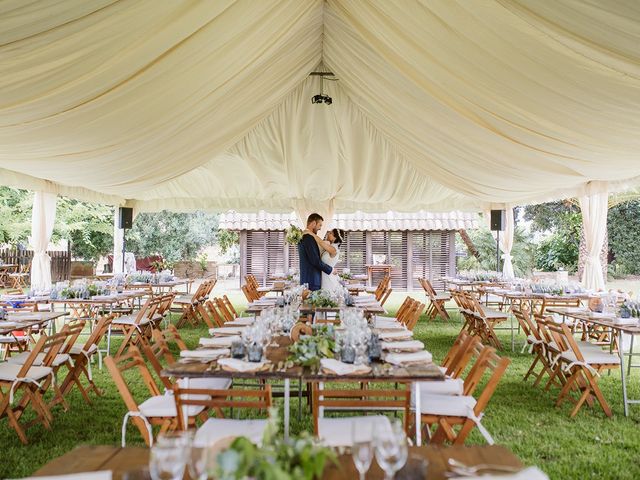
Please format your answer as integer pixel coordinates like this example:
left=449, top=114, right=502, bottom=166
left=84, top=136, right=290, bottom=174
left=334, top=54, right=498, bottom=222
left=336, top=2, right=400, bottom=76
left=321, top=244, right=341, bottom=292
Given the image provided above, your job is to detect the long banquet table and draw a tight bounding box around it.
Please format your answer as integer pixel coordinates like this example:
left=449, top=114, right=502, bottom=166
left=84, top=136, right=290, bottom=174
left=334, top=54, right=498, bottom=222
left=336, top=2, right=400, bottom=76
left=163, top=335, right=443, bottom=445
left=32, top=444, right=524, bottom=479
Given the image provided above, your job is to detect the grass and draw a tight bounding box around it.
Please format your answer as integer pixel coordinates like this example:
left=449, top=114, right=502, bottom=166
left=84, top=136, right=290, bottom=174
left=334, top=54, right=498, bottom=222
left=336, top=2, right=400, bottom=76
left=2, top=290, right=640, bottom=479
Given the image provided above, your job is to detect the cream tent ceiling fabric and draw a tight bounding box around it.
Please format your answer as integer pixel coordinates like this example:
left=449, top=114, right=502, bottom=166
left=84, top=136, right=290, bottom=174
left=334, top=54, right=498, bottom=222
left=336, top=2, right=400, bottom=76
left=0, top=0, right=639, bottom=213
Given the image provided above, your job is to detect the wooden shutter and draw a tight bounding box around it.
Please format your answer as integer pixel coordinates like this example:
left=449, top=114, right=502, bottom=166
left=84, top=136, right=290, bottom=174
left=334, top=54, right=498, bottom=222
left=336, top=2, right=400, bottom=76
left=410, top=230, right=452, bottom=291
left=335, top=231, right=367, bottom=275
left=370, top=231, right=408, bottom=289
left=287, top=242, right=299, bottom=274
left=265, top=231, right=286, bottom=283
left=245, top=230, right=286, bottom=286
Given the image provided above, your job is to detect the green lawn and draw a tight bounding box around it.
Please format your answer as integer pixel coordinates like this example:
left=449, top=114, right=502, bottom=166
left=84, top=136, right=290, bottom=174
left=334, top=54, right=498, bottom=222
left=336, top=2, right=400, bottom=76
left=2, top=291, right=640, bottom=479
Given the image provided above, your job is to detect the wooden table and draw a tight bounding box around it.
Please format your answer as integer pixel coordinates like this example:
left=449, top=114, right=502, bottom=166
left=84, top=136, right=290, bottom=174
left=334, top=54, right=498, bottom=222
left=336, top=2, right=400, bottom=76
left=245, top=301, right=386, bottom=318
left=33, top=444, right=524, bottom=479
left=366, top=264, right=393, bottom=287
left=0, top=311, right=68, bottom=335
left=128, top=279, right=193, bottom=293
left=163, top=336, right=443, bottom=445
left=50, top=290, right=147, bottom=321
left=548, top=307, right=640, bottom=416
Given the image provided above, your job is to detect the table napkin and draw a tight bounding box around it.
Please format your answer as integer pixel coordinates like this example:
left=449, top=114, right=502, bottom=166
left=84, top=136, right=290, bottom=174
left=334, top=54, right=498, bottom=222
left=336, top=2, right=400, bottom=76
left=381, top=340, right=425, bottom=351
left=23, top=472, right=112, bottom=480
left=565, top=307, right=588, bottom=314
left=217, top=357, right=266, bottom=372
left=378, top=330, right=413, bottom=341
left=200, top=336, right=241, bottom=347
left=1, top=295, right=27, bottom=301
left=589, top=312, right=616, bottom=319
left=224, top=318, right=254, bottom=326
left=91, top=295, right=118, bottom=301
left=320, top=358, right=372, bottom=376
left=0, top=321, right=19, bottom=328
left=209, top=326, right=245, bottom=336
left=180, top=348, right=230, bottom=359
left=385, top=350, right=432, bottom=366
left=613, top=318, right=640, bottom=326
left=454, top=466, right=548, bottom=480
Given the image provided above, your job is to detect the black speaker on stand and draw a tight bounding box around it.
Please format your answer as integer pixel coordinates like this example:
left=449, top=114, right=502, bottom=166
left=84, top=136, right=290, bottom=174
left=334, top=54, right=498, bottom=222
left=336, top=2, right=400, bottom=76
left=118, top=207, right=133, bottom=272
left=490, top=209, right=506, bottom=273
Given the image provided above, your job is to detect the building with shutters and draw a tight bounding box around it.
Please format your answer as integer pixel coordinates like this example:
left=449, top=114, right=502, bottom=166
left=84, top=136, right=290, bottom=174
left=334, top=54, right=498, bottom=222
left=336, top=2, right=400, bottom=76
left=219, top=211, right=479, bottom=291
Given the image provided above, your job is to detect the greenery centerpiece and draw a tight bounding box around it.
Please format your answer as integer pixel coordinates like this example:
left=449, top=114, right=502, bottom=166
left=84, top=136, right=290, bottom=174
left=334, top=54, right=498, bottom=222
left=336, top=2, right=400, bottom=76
left=285, top=224, right=303, bottom=245
left=288, top=330, right=335, bottom=367
left=215, top=410, right=336, bottom=480
left=307, top=289, right=339, bottom=308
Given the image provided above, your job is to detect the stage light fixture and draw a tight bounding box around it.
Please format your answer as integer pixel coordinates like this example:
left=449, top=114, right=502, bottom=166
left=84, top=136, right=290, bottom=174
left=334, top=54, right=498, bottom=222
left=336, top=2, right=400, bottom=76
left=310, top=71, right=337, bottom=105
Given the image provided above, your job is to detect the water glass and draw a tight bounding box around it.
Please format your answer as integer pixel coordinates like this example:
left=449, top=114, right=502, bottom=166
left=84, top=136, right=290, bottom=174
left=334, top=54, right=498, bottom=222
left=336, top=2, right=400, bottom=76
left=149, top=442, right=187, bottom=480
left=375, top=421, right=408, bottom=480
left=352, top=422, right=373, bottom=480
left=187, top=443, right=211, bottom=480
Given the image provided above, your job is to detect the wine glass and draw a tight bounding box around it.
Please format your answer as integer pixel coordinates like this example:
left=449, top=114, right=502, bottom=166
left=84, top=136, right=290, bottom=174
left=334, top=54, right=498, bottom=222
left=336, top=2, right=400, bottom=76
left=375, top=421, right=408, bottom=480
left=149, top=440, right=188, bottom=480
left=352, top=421, right=373, bottom=480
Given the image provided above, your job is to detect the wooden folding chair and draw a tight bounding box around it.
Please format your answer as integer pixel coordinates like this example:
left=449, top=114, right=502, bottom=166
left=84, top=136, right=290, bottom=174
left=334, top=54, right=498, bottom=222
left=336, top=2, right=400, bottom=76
left=420, top=278, right=451, bottom=320
left=311, top=382, right=411, bottom=447
left=0, top=328, right=67, bottom=444
left=58, top=314, right=114, bottom=405
left=106, top=346, right=205, bottom=446
left=111, top=296, right=163, bottom=357
left=214, top=297, right=235, bottom=323
left=8, top=263, right=30, bottom=290
left=174, top=280, right=211, bottom=328
left=419, top=346, right=510, bottom=445
left=173, top=384, right=272, bottom=446
left=545, top=322, right=619, bottom=418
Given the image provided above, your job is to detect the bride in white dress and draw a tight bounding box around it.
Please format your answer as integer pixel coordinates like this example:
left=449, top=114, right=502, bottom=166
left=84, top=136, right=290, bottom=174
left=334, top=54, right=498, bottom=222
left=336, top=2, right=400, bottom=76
left=304, top=228, right=345, bottom=292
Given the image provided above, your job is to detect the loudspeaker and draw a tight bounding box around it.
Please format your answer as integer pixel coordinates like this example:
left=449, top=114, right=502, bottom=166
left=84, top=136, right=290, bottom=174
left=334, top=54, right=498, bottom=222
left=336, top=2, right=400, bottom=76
left=118, top=207, right=133, bottom=229
left=490, top=209, right=505, bottom=231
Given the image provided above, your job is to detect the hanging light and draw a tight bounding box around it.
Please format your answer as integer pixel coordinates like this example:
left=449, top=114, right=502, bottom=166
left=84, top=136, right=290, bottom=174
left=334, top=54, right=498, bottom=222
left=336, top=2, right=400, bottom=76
left=310, top=71, right=336, bottom=105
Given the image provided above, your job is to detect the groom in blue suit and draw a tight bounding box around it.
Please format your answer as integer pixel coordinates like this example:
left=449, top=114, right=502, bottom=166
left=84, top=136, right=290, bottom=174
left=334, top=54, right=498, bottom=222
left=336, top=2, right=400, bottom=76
left=298, top=213, right=333, bottom=291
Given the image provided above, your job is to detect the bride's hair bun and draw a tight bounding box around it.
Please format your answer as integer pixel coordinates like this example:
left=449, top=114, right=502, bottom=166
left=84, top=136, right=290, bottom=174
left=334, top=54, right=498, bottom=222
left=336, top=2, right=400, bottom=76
left=332, top=228, right=345, bottom=245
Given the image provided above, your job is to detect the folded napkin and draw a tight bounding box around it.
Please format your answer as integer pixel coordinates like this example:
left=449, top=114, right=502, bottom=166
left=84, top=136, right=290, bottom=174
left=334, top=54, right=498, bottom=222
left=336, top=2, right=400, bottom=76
left=209, top=326, right=245, bottom=336
left=1, top=295, right=27, bottom=301
left=456, top=466, right=548, bottom=480
left=180, top=348, right=230, bottom=359
left=320, top=358, right=372, bottom=376
left=613, top=318, right=640, bottom=326
left=565, top=307, right=588, bottom=314
left=381, top=340, right=425, bottom=351
left=217, top=357, right=266, bottom=372
left=589, top=312, right=616, bottom=319
left=224, top=318, right=254, bottom=326
left=200, top=336, right=241, bottom=347
left=0, top=322, right=19, bottom=328
left=23, top=472, right=112, bottom=480
left=91, top=295, right=118, bottom=301
left=385, top=350, right=432, bottom=366
left=378, top=330, right=413, bottom=341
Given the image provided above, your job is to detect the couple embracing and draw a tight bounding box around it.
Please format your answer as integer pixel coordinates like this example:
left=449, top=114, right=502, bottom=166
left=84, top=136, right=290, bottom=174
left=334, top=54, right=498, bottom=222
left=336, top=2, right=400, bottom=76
left=298, top=213, right=346, bottom=292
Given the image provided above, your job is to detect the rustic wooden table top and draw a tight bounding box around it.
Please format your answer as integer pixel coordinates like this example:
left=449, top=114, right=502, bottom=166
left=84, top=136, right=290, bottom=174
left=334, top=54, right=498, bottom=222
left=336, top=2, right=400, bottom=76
left=0, top=311, right=68, bottom=335
left=163, top=336, right=444, bottom=383
left=33, top=444, right=524, bottom=479
left=548, top=307, right=640, bottom=335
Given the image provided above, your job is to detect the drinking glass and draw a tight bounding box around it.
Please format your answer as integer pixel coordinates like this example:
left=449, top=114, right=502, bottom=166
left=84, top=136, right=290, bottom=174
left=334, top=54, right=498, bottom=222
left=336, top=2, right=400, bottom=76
left=352, top=421, right=373, bottom=480
left=375, top=421, right=408, bottom=480
left=187, top=443, right=210, bottom=480
left=149, top=442, right=187, bottom=480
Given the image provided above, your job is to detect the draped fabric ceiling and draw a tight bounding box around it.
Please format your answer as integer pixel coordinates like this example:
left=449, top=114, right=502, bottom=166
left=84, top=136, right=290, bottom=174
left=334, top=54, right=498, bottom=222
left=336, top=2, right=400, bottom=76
left=1, top=0, right=640, bottom=215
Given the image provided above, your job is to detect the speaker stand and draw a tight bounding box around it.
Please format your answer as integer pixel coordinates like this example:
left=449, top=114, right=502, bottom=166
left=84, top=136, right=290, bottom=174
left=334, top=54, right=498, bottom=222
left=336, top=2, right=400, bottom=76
left=122, top=229, right=126, bottom=273
left=496, top=229, right=500, bottom=273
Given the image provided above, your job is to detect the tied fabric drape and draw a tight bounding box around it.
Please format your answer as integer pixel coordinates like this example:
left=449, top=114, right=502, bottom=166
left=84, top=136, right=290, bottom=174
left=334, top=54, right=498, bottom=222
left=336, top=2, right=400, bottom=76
left=30, top=192, right=57, bottom=293
left=500, top=208, right=515, bottom=280
left=579, top=183, right=609, bottom=291
left=294, top=198, right=335, bottom=236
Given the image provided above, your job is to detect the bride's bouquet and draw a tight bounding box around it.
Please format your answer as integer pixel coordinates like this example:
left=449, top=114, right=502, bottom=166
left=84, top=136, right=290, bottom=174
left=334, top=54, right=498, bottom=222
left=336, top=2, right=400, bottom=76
left=285, top=224, right=303, bottom=245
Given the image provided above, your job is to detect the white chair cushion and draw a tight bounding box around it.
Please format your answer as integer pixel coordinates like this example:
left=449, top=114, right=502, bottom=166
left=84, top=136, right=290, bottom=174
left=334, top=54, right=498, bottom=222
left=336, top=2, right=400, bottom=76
left=112, top=314, right=152, bottom=326
left=0, top=362, right=52, bottom=382
left=318, top=416, right=391, bottom=447
left=7, top=352, right=70, bottom=367
left=0, top=335, right=29, bottom=343
left=138, top=394, right=205, bottom=418
left=195, top=418, right=268, bottom=447
left=561, top=350, right=620, bottom=366
left=413, top=378, right=465, bottom=402
left=177, top=377, right=232, bottom=390
left=417, top=394, right=477, bottom=417
left=69, top=343, right=99, bottom=356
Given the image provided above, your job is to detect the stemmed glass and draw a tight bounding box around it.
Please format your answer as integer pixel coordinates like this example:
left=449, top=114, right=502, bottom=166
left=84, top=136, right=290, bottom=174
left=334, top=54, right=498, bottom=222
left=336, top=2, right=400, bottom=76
left=352, top=421, right=373, bottom=480
left=374, top=421, right=408, bottom=480
left=149, top=432, right=191, bottom=480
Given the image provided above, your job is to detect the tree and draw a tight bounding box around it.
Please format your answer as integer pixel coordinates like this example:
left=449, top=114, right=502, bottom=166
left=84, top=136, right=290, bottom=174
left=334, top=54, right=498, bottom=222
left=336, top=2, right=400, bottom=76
left=126, top=210, right=219, bottom=263
left=608, top=200, right=640, bottom=275
left=0, top=187, right=32, bottom=244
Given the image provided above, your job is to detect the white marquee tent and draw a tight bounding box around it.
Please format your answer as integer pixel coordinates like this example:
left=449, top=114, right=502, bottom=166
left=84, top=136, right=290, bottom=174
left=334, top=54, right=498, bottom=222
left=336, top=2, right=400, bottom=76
left=1, top=0, right=640, bottom=290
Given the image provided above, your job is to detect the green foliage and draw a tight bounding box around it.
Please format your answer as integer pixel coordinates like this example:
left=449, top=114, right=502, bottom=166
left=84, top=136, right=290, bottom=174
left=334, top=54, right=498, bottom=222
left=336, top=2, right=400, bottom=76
left=608, top=200, right=640, bottom=275
left=0, top=187, right=34, bottom=244
left=288, top=334, right=335, bottom=367
left=534, top=212, right=581, bottom=273
left=523, top=201, right=579, bottom=232
left=216, top=411, right=335, bottom=480
left=307, top=289, right=339, bottom=308
left=126, top=210, right=218, bottom=263
left=217, top=229, right=239, bottom=255
left=456, top=225, right=537, bottom=277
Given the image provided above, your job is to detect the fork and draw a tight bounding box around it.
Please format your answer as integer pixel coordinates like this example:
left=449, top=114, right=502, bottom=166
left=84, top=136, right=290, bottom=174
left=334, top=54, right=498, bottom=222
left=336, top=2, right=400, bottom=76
left=447, top=458, right=522, bottom=476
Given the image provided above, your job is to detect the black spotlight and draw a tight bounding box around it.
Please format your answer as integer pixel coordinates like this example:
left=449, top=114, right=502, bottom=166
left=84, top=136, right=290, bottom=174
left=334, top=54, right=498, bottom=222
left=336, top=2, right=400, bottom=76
left=312, top=94, right=325, bottom=104
left=323, top=95, right=332, bottom=105
left=310, top=72, right=335, bottom=105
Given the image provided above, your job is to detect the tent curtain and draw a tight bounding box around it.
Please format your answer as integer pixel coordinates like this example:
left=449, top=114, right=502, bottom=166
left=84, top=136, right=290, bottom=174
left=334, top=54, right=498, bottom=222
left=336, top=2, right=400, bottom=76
left=579, top=182, right=609, bottom=291
left=294, top=198, right=335, bottom=236
left=30, top=192, right=57, bottom=292
left=500, top=208, right=515, bottom=280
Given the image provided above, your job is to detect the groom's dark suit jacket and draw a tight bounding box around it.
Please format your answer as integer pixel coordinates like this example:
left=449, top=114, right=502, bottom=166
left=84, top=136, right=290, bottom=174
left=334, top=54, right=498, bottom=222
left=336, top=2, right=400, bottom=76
left=298, top=233, right=332, bottom=291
